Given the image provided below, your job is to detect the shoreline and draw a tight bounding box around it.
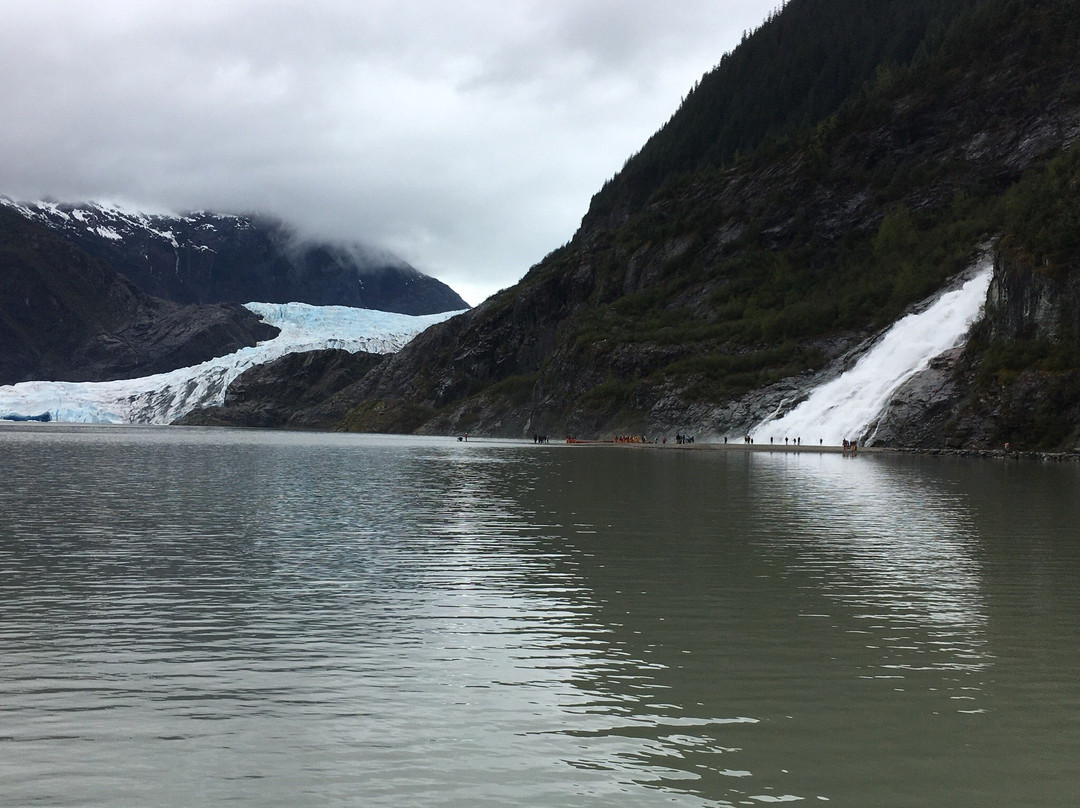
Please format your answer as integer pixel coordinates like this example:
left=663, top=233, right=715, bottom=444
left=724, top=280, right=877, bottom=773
left=559, top=439, right=1080, bottom=462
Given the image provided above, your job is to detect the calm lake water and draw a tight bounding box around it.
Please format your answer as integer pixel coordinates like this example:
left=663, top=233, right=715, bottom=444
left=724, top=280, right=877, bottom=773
left=1, top=426, right=1078, bottom=807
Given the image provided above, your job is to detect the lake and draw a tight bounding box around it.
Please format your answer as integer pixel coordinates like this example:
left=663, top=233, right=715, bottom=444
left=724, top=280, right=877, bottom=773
left=1, top=426, right=1078, bottom=807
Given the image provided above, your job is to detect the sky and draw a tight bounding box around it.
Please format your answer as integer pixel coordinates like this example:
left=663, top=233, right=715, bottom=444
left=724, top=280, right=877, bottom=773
left=1, top=1, right=779, bottom=306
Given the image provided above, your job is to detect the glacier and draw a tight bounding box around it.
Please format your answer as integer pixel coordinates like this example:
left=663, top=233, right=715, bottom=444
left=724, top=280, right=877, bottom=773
left=750, top=261, right=993, bottom=446
left=0, top=303, right=463, bottom=425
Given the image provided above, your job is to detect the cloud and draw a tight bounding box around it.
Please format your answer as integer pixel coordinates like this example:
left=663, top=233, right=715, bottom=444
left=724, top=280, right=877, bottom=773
left=0, top=0, right=777, bottom=305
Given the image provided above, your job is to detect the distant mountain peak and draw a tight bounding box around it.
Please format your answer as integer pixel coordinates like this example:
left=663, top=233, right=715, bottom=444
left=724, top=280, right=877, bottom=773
left=0, top=196, right=469, bottom=315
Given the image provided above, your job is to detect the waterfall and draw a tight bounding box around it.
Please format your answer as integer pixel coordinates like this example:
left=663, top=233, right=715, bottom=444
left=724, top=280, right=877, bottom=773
left=750, top=261, right=993, bottom=446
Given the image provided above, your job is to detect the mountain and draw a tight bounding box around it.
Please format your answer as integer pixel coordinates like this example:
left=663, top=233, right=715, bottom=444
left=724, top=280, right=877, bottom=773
left=161, top=0, right=1080, bottom=451
left=0, top=199, right=468, bottom=315
left=0, top=205, right=278, bottom=386
left=0, top=196, right=469, bottom=386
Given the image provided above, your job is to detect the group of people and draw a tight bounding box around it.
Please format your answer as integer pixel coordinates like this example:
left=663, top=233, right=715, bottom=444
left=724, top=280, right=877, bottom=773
left=607, top=433, right=696, bottom=444
left=534, top=430, right=858, bottom=450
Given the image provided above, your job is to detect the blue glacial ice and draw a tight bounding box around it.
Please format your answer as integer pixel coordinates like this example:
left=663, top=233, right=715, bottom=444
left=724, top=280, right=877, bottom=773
left=0, top=303, right=463, bottom=425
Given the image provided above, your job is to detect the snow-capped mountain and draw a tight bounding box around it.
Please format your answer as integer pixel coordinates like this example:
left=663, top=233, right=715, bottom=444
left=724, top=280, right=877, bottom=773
left=0, top=304, right=463, bottom=424
left=0, top=198, right=468, bottom=315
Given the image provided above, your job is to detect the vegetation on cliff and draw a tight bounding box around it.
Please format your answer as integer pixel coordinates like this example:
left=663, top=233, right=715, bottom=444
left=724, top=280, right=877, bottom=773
left=585, top=0, right=971, bottom=226
left=953, top=142, right=1080, bottom=449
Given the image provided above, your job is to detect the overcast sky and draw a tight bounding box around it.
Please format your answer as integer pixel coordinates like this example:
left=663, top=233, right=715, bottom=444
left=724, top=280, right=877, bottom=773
left=1, top=1, right=778, bottom=305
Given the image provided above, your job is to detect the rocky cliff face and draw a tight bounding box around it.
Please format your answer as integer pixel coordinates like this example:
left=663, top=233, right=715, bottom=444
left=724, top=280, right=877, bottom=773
left=67, top=298, right=280, bottom=384
left=984, top=258, right=1080, bottom=343
left=0, top=199, right=468, bottom=315
left=955, top=253, right=1080, bottom=449
left=870, top=250, right=1080, bottom=450
left=0, top=206, right=277, bottom=385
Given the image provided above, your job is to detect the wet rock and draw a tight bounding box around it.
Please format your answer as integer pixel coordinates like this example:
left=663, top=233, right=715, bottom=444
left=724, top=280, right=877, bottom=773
left=867, top=347, right=964, bottom=448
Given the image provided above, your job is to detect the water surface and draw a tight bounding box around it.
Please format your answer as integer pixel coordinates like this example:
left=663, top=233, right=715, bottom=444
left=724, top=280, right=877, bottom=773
left=1, top=426, right=1077, bottom=806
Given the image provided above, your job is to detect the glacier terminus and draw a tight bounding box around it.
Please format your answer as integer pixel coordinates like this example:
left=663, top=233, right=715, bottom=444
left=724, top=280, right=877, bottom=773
left=0, top=304, right=463, bottom=425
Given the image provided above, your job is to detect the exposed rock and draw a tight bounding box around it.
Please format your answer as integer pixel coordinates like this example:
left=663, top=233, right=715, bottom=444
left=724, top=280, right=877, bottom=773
left=74, top=299, right=279, bottom=383
left=176, top=349, right=383, bottom=429
left=893, top=446, right=1080, bottom=462
left=871, top=250, right=1080, bottom=451
left=984, top=255, right=1080, bottom=341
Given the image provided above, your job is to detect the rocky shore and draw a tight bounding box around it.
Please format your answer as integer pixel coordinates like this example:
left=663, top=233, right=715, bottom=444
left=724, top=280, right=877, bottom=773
left=890, top=446, right=1080, bottom=462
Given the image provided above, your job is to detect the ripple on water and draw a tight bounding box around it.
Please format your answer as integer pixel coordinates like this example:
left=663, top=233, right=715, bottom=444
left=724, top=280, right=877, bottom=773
left=1, top=429, right=1079, bottom=807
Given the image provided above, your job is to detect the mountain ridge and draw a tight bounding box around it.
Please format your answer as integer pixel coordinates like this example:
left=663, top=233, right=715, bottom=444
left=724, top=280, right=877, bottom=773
left=0, top=198, right=468, bottom=315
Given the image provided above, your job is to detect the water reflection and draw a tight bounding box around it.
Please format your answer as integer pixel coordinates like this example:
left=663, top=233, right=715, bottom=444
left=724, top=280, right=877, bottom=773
left=748, top=452, right=991, bottom=710
left=485, top=448, right=825, bottom=805
left=482, top=448, right=1003, bottom=806
left=1, top=429, right=1077, bottom=807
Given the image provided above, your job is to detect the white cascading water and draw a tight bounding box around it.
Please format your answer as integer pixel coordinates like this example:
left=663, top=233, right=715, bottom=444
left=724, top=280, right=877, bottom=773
left=750, top=260, right=993, bottom=446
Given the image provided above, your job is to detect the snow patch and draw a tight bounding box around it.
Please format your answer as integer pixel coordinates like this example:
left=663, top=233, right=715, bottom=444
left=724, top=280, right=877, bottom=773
left=40, top=201, right=70, bottom=220
left=151, top=228, right=179, bottom=248
left=95, top=226, right=123, bottom=240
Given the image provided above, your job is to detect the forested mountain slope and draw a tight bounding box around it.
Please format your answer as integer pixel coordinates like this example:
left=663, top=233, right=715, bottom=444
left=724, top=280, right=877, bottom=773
left=584, top=0, right=971, bottom=230
left=215, top=0, right=1080, bottom=450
